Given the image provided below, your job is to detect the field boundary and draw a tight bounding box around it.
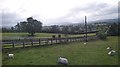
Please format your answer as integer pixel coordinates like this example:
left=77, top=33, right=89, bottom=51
left=2, top=35, right=98, bottom=49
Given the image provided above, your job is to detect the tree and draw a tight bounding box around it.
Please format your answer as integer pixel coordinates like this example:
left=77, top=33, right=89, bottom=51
left=108, top=23, right=118, bottom=36
left=27, top=17, right=35, bottom=36
left=96, top=30, right=107, bottom=40
left=51, top=25, right=60, bottom=33
left=96, top=26, right=107, bottom=40
left=62, top=26, right=69, bottom=37
left=14, top=17, right=42, bottom=36
left=15, top=23, right=20, bottom=32
left=11, top=27, right=14, bottom=32
left=118, top=22, right=120, bottom=36
left=2, top=27, right=11, bottom=32
left=69, top=26, right=76, bottom=34
left=34, top=20, right=42, bottom=32
left=20, top=21, right=28, bottom=32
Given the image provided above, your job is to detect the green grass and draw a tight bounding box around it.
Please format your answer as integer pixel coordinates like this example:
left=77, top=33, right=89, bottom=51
left=2, top=33, right=96, bottom=40
left=2, top=36, right=118, bottom=65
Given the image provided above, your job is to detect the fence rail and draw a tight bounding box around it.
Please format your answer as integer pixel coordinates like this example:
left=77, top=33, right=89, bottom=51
left=2, top=35, right=98, bottom=49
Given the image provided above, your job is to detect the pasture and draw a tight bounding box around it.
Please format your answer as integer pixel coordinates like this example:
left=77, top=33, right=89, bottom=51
left=2, top=33, right=96, bottom=40
left=2, top=36, right=118, bottom=65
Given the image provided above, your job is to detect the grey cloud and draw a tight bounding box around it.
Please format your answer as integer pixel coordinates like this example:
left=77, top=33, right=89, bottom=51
left=0, top=2, right=118, bottom=27
left=63, top=3, right=110, bottom=19
left=58, top=2, right=118, bottom=23
left=49, top=2, right=118, bottom=25
left=93, top=6, right=118, bottom=16
left=1, top=12, right=23, bottom=27
left=70, top=3, right=109, bottom=14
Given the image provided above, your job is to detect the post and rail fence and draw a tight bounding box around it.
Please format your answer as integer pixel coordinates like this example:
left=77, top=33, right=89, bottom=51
left=2, top=35, right=98, bottom=49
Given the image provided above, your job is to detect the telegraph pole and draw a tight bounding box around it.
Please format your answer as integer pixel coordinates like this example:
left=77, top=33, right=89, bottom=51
left=85, top=16, right=87, bottom=42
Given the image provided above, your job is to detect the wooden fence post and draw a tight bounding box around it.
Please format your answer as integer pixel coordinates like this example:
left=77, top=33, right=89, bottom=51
left=56, top=38, right=57, bottom=44
left=71, top=39, right=73, bottom=42
left=12, top=40, right=15, bottom=48
left=59, top=38, right=61, bottom=44
left=73, top=38, right=75, bottom=42
left=31, top=39, right=33, bottom=46
left=66, top=37, right=68, bottom=43
left=39, top=39, right=41, bottom=45
left=69, top=38, right=70, bottom=42
left=23, top=41, right=25, bottom=48
left=46, top=39, right=49, bottom=45
left=51, top=39, right=53, bottom=45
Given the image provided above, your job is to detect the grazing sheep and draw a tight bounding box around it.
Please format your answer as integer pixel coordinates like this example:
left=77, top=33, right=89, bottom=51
left=108, top=50, right=116, bottom=56
left=7, top=53, right=14, bottom=59
left=84, top=43, right=86, bottom=45
left=107, top=47, right=114, bottom=53
left=107, top=47, right=112, bottom=50
left=58, top=57, right=68, bottom=65
left=107, top=47, right=110, bottom=50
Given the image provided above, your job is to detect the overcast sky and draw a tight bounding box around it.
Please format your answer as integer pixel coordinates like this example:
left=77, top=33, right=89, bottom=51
left=0, top=0, right=119, bottom=27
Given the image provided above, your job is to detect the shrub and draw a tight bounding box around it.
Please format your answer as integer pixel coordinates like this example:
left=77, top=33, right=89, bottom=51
left=58, top=34, right=61, bottom=38
left=97, top=31, right=107, bottom=40
left=52, top=35, right=56, bottom=38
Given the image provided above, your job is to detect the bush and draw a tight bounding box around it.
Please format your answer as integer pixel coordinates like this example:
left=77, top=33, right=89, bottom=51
left=58, top=34, right=61, bottom=38
left=97, top=31, right=107, bottom=40
left=52, top=35, right=56, bottom=38
left=108, top=23, right=119, bottom=36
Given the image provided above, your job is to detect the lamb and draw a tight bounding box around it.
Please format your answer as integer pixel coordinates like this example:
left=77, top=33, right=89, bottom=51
left=58, top=57, right=68, bottom=65
left=7, top=53, right=14, bottom=59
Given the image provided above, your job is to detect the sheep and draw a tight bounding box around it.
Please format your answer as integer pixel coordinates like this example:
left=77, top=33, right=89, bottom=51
left=58, top=57, right=68, bottom=65
left=107, top=47, right=112, bottom=50
left=107, top=47, right=113, bottom=52
left=108, top=50, right=116, bottom=56
left=7, top=53, right=14, bottom=59
left=107, top=47, right=110, bottom=50
left=84, top=43, right=86, bottom=45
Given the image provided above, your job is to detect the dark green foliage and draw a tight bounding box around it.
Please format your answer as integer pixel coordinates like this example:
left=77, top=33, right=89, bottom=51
left=34, top=20, right=42, bottom=32
left=2, top=28, right=11, bottom=32
left=51, top=25, right=60, bottom=33
left=96, top=24, right=108, bottom=40
left=61, top=26, right=69, bottom=34
left=20, top=21, right=27, bottom=32
left=52, top=35, right=56, bottom=38
left=27, top=17, right=36, bottom=36
left=97, top=31, right=107, bottom=40
left=119, top=23, right=120, bottom=36
left=61, top=26, right=69, bottom=38
left=108, top=23, right=119, bottom=36
left=58, top=34, right=61, bottom=38
left=13, top=17, right=42, bottom=36
left=15, top=23, right=21, bottom=32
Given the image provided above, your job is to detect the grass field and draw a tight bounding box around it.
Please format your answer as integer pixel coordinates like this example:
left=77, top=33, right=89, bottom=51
left=2, top=36, right=118, bottom=65
left=2, top=33, right=96, bottom=40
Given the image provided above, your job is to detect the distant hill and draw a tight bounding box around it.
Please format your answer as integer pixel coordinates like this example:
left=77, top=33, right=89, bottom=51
left=63, top=18, right=119, bottom=26
left=89, top=18, right=119, bottom=24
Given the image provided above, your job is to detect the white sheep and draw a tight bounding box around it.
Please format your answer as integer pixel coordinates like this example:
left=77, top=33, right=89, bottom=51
left=107, top=47, right=112, bottom=50
left=84, top=43, right=86, bottom=45
left=58, top=57, right=68, bottom=65
left=107, top=47, right=110, bottom=50
left=108, top=50, right=116, bottom=56
left=7, top=53, right=14, bottom=59
left=107, top=47, right=113, bottom=53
